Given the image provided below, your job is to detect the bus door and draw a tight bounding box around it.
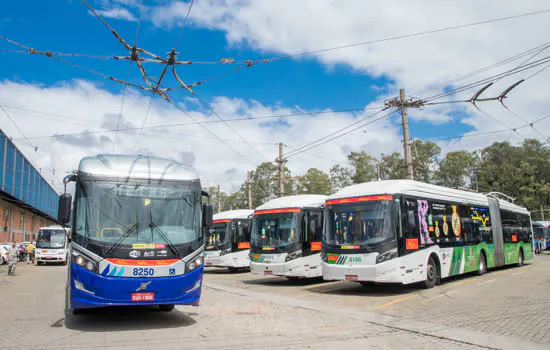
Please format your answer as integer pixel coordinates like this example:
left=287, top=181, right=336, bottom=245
left=488, top=197, right=505, bottom=267
left=302, top=210, right=323, bottom=256
left=231, top=219, right=251, bottom=251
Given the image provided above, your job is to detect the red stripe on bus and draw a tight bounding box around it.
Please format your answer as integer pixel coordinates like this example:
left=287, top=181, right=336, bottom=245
left=326, top=195, right=393, bottom=206
left=105, top=259, right=180, bottom=266
left=213, top=219, right=231, bottom=224
left=254, top=208, right=301, bottom=215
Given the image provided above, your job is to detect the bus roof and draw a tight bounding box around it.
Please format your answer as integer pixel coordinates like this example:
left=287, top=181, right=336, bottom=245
left=38, top=226, right=66, bottom=230
left=532, top=221, right=550, bottom=227
left=328, top=180, right=529, bottom=214
left=78, top=154, right=199, bottom=182
left=213, top=209, right=254, bottom=221
left=255, top=195, right=327, bottom=212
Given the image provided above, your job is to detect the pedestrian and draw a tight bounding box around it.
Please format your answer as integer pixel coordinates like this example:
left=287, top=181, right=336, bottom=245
left=27, top=241, right=35, bottom=264
left=7, top=241, right=18, bottom=276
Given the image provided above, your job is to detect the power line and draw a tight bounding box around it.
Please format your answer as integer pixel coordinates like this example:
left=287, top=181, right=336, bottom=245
left=430, top=115, right=550, bottom=142
left=133, top=0, right=197, bottom=148
left=286, top=110, right=398, bottom=159
left=285, top=108, right=391, bottom=158
left=113, top=0, right=144, bottom=152
left=0, top=104, right=36, bottom=150
left=9, top=105, right=380, bottom=141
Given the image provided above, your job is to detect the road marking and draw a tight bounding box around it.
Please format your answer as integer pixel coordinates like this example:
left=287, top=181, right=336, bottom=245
left=477, top=279, right=495, bottom=286
left=453, top=279, right=475, bottom=286
left=511, top=272, right=521, bottom=276
left=374, top=295, right=413, bottom=310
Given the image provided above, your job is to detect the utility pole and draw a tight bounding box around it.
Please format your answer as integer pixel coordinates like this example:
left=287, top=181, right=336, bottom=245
left=385, top=89, right=423, bottom=181
left=217, top=185, right=221, bottom=213
left=400, top=89, right=414, bottom=180
left=275, top=143, right=285, bottom=197
left=247, top=170, right=253, bottom=210
left=541, top=204, right=545, bottom=221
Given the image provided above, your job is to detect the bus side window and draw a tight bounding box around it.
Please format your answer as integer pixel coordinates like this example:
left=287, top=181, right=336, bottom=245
left=306, top=212, right=322, bottom=242
left=458, top=206, right=473, bottom=243
left=501, top=210, right=519, bottom=243
left=403, top=199, right=418, bottom=239
left=519, top=214, right=531, bottom=243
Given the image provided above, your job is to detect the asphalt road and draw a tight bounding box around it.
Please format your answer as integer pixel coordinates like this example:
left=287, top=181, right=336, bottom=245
left=1, top=252, right=549, bottom=350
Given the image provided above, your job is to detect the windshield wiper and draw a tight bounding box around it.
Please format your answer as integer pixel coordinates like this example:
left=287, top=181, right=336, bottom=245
left=149, top=222, right=180, bottom=258
left=148, top=210, right=180, bottom=258
left=105, top=223, right=139, bottom=256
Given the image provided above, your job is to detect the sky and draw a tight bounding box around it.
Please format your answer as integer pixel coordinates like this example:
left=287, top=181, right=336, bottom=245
left=1, top=0, right=550, bottom=195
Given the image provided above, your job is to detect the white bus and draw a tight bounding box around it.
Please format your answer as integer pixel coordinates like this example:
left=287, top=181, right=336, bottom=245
left=250, top=195, right=326, bottom=279
left=204, top=209, right=253, bottom=271
left=35, top=226, right=69, bottom=265
left=322, top=180, right=534, bottom=288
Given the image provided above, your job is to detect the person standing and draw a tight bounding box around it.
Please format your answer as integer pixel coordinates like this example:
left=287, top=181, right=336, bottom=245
left=27, top=241, right=35, bottom=264
left=7, top=241, right=18, bottom=276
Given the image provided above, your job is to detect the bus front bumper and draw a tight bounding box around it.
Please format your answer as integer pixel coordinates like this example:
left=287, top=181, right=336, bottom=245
left=322, top=259, right=403, bottom=284
left=204, top=250, right=250, bottom=268
left=69, top=264, right=203, bottom=310
left=250, top=258, right=322, bottom=278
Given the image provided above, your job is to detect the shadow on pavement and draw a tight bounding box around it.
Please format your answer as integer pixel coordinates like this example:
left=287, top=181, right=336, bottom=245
left=243, top=276, right=325, bottom=287
left=64, top=306, right=196, bottom=332
left=203, top=267, right=250, bottom=275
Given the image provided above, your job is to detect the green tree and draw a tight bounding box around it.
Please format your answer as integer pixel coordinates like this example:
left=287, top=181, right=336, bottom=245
left=436, top=151, right=479, bottom=189
left=329, top=164, right=353, bottom=192
left=348, top=151, right=377, bottom=184
left=379, top=152, right=405, bottom=180
left=411, top=140, right=441, bottom=182
left=295, top=168, right=331, bottom=195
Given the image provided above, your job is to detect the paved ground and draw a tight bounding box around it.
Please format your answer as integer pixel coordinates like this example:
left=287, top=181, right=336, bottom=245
left=0, top=253, right=549, bottom=350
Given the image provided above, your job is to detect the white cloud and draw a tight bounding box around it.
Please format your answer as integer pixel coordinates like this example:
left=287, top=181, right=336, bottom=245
left=95, top=7, right=137, bottom=22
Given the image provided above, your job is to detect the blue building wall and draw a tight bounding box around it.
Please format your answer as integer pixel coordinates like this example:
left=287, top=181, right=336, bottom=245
left=0, top=129, right=59, bottom=219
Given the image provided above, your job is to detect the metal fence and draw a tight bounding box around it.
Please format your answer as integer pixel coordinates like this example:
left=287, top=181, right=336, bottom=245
left=0, top=129, right=59, bottom=219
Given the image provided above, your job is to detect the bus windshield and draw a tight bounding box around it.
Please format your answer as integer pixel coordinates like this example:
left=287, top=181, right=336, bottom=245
left=36, top=229, right=67, bottom=249
left=74, top=180, right=202, bottom=257
left=325, top=201, right=395, bottom=248
left=251, top=213, right=299, bottom=250
left=533, top=225, right=550, bottom=239
left=207, top=222, right=229, bottom=250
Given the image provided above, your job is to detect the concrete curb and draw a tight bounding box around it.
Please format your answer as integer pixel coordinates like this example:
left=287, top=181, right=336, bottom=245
left=205, top=281, right=547, bottom=350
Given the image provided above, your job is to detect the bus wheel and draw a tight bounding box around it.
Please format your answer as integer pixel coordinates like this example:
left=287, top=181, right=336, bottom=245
left=516, top=250, right=524, bottom=267
left=477, top=252, right=487, bottom=276
left=422, top=257, right=438, bottom=289
left=159, top=304, right=175, bottom=312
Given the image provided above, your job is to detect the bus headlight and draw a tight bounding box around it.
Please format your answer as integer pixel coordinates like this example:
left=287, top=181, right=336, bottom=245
left=72, top=250, right=98, bottom=274
left=376, top=249, right=398, bottom=264
left=186, top=255, right=203, bottom=272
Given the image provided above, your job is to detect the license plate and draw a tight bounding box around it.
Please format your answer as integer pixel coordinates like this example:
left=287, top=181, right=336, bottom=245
left=206, top=262, right=213, bottom=266
left=264, top=271, right=273, bottom=275
left=345, top=275, right=358, bottom=281
left=131, top=293, right=155, bottom=302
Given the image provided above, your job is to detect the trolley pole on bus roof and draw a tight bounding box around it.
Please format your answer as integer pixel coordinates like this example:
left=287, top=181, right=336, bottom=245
left=247, top=170, right=253, bottom=210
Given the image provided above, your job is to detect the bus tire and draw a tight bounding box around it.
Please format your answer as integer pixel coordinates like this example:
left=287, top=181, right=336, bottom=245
left=422, top=257, right=438, bottom=289
left=159, top=304, right=175, bottom=312
left=516, top=249, right=524, bottom=267
left=477, top=251, right=487, bottom=276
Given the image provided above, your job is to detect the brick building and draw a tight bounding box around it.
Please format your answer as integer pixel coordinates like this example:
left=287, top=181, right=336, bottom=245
left=0, top=129, right=59, bottom=243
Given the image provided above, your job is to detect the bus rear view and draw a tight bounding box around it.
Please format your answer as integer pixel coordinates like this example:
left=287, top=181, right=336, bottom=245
left=58, top=155, right=213, bottom=314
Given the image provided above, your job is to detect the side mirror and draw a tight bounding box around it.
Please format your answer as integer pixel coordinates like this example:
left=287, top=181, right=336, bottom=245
left=202, top=204, right=213, bottom=228
left=58, top=194, right=72, bottom=224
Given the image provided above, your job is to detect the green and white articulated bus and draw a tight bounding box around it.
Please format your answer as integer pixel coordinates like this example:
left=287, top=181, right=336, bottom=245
left=321, top=180, right=533, bottom=288
left=250, top=195, right=326, bottom=279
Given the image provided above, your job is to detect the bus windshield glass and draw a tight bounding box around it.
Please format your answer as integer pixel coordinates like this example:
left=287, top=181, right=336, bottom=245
left=533, top=225, right=550, bottom=239
left=325, top=200, right=395, bottom=248
left=74, top=181, right=201, bottom=257
left=36, top=229, right=67, bottom=249
left=206, top=222, right=228, bottom=250
left=251, top=213, right=299, bottom=249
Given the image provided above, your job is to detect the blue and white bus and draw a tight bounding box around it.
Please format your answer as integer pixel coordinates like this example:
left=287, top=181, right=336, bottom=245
left=58, top=154, right=213, bottom=314
left=532, top=221, right=550, bottom=252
